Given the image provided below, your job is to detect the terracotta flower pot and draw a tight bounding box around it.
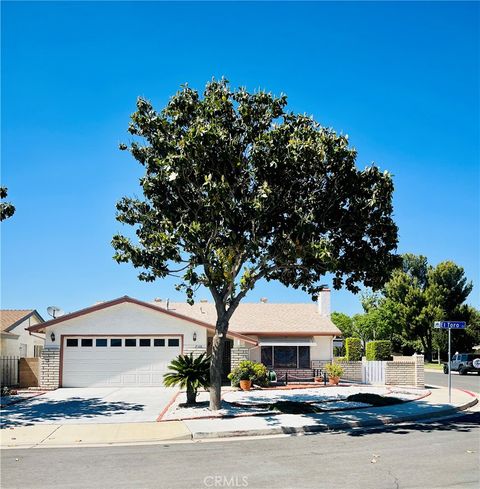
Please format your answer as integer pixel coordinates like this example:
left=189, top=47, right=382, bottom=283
left=239, top=379, right=252, bottom=391
left=314, top=377, right=323, bottom=383
left=328, top=376, right=340, bottom=385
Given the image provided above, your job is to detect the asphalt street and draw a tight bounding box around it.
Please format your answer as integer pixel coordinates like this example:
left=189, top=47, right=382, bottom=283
left=425, top=370, right=480, bottom=392
left=2, top=411, right=479, bottom=489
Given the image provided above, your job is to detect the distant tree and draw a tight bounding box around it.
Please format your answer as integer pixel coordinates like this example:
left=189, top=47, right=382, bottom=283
left=331, top=312, right=354, bottom=338
left=360, top=293, right=402, bottom=342
left=113, top=79, right=399, bottom=409
left=0, top=187, right=15, bottom=221
left=332, top=294, right=401, bottom=350
left=383, top=254, right=473, bottom=359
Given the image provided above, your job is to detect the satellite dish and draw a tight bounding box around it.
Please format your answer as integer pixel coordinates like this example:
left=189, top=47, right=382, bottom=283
left=47, top=306, right=65, bottom=319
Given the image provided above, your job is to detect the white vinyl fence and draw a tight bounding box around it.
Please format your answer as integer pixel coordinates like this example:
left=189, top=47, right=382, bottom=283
left=362, top=360, right=387, bottom=384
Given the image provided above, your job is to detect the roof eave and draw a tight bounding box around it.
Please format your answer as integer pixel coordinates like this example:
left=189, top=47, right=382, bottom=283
left=26, top=296, right=258, bottom=345
left=231, top=331, right=341, bottom=337
left=4, top=310, right=38, bottom=332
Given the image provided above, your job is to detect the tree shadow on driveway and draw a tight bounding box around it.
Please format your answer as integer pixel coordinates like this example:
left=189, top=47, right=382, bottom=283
left=1, top=397, right=145, bottom=428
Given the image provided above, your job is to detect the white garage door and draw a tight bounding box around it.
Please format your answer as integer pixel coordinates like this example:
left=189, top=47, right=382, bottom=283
left=62, top=336, right=182, bottom=387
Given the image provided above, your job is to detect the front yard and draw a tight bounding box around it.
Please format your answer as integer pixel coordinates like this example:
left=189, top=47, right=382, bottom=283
left=161, top=385, right=429, bottom=421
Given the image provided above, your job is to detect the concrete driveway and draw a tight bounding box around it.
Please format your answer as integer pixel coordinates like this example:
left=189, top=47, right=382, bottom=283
left=1, top=387, right=178, bottom=427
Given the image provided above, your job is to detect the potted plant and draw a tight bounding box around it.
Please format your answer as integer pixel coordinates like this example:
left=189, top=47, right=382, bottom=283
left=239, top=371, right=253, bottom=391
left=228, top=360, right=268, bottom=390
left=325, top=363, right=344, bottom=385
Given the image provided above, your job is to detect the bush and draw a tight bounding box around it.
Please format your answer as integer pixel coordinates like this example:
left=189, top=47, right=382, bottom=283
left=325, top=363, right=344, bottom=378
left=345, top=337, right=362, bottom=361
left=163, top=353, right=210, bottom=404
left=333, top=345, right=345, bottom=357
left=228, top=360, right=269, bottom=387
left=334, top=356, right=347, bottom=362
left=366, top=340, right=392, bottom=360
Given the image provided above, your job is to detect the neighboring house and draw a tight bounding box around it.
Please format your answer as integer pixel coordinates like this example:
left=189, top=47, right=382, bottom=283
left=27, top=290, right=340, bottom=389
left=1, top=309, right=45, bottom=357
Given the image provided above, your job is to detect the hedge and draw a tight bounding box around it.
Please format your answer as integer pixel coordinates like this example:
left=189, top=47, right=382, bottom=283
left=345, top=337, right=362, bottom=361
left=366, top=340, right=392, bottom=361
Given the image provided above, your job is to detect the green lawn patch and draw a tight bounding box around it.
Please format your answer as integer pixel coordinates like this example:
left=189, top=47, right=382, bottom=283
left=424, top=362, right=444, bottom=370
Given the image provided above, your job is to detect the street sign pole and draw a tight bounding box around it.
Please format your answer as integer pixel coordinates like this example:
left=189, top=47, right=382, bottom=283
left=448, top=327, right=451, bottom=403
left=434, top=320, right=466, bottom=404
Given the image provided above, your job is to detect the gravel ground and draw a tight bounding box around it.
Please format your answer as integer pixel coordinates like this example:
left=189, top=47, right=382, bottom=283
left=161, top=386, right=428, bottom=420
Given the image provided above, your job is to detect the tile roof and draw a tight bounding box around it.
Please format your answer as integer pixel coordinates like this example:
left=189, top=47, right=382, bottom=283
left=1, top=310, right=34, bottom=332
left=157, top=302, right=341, bottom=336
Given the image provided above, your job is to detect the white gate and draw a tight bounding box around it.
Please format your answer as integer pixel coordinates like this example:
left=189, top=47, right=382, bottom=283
left=362, top=361, right=386, bottom=384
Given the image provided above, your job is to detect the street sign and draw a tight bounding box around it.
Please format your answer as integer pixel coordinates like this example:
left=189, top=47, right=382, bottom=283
left=434, top=320, right=468, bottom=404
left=433, top=321, right=466, bottom=329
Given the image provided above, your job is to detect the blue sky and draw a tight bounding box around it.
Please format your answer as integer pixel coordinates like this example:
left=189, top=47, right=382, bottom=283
left=2, top=1, right=479, bottom=318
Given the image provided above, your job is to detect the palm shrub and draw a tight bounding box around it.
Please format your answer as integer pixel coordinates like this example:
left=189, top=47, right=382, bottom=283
left=163, top=353, right=210, bottom=404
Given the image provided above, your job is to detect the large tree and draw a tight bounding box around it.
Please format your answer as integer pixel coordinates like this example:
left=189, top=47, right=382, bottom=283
left=0, top=187, right=15, bottom=221
left=383, top=254, right=474, bottom=358
left=112, top=79, right=399, bottom=410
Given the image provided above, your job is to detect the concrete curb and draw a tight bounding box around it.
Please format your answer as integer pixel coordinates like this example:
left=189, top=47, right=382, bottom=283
left=189, top=395, right=478, bottom=440
left=2, top=388, right=477, bottom=448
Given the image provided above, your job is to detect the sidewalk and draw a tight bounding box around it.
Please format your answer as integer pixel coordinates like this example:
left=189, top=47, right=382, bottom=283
left=1, top=386, right=477, bottom=449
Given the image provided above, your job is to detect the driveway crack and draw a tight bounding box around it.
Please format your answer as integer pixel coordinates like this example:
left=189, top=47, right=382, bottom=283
left=388, top=468, right=400, bottom=489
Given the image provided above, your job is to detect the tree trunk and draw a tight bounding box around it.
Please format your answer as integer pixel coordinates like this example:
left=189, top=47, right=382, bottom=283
left=209, top=322, right=227, bottom=411
left=186, top=381, right=196, bottom=405
left=420, top=335, right=433, bottom=362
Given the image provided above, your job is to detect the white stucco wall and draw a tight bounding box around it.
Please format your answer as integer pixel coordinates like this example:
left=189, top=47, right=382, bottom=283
left=43, top=302, right=208, bottom=352
left=311, top=336, right=334, bottom=361
left=1, top=315, right=45, bottom=357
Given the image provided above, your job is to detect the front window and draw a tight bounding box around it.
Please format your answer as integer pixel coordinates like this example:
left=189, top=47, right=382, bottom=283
left=261, top=346, right=273, bottom=366
left=274, top=346, right=297, bottom=368
left=261, top=346, right=311, bottom=369
left=298, top=346, right=310, bottom=368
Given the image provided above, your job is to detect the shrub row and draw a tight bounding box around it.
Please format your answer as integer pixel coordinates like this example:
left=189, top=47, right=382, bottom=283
left=366, top=340, right=392, bottom=361
left=345, top=337, right=362, bottom=361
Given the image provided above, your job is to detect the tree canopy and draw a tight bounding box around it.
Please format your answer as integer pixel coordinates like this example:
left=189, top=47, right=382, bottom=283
left=333, top=254, right=477, bottom=358
left=0, top=187, right=15, bottom=221
left=384, top=254, right=473, bottom=357
left=113, top=79, right=399, bottom=409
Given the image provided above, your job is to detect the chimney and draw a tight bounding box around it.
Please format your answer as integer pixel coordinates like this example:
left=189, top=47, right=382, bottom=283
left=200, top=299, right=208, bottom=303
left=317, top=289, right=330, bottom=316
left=260, top=297, right=268, bottom=303
left=154, top=298, right=163, bottom=302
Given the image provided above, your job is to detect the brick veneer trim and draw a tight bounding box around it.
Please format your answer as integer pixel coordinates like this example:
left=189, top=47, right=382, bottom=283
left=40, top=348, right=60, bottom=390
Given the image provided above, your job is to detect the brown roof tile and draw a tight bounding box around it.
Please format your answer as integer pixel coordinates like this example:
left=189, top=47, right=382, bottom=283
left=1, top=310, right=34, bottom=332
left=159, top=302, right=341, bottom=336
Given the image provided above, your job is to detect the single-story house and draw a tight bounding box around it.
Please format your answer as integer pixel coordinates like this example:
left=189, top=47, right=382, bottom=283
left=26, top=289, right=340, bottom=389
left=1, top=309, right=45, bottom=357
